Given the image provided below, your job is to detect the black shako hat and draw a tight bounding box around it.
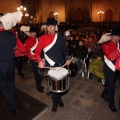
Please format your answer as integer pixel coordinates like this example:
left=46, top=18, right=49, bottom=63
left=111, top=28, right=120, bottom=36
left=46, top=18, right=57, bottom=26
left=29, top=26, right=37, bottom=32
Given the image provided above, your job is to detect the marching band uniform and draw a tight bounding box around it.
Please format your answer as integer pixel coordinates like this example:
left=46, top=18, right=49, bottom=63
left=35, top=18, right=70, bottom=112
left=0, top=27, right=17, bottom=112
left=0, top=11, right=23, bottom=113
left=10, top=27, right=26, bottom=79
left=99, top=29, right=120, bottom=112
left=25, top=27, right=44, bottom=93
left=15, top=36, right=26, bottom=79
left=35, top=33, right=69, bottom=66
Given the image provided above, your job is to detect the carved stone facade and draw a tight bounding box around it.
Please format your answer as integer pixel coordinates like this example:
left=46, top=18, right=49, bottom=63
left=40, top=0, right=120, bottom=22
left=1, top=0, right=120, bottom=23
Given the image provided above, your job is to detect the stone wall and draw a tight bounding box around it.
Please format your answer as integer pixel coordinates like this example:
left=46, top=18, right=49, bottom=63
left=0, top=0, right=21, bottom=13
left=41, top=0, right=65, bottom=22
left=1, top=0, right=120, bottom=23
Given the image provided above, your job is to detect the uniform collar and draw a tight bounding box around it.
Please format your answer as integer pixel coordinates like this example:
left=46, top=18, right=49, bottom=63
left=48, top=32, right=56, bottom=36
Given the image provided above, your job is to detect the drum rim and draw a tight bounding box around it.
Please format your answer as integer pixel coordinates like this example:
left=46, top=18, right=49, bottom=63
left=50, top=87, right=69, bottom=93
left=48, top=74, right=68, bottom=80
left=48, top=67, right=68, bottom=78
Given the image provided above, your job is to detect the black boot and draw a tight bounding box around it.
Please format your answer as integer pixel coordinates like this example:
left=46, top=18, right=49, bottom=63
left=37, top=88, right=44, bottom=93
left=59, top=100, right=64, bottom=107
left=18, top=73, right=24, bottom=79
left=52, top=103, right=58, bottom=112
left=109, top=105, right=117, bottom=112
left=101, top=93, right=109, bottom=102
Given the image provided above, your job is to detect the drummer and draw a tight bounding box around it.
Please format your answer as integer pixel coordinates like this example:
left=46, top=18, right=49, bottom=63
left=34, top=18, right=71, bottom=112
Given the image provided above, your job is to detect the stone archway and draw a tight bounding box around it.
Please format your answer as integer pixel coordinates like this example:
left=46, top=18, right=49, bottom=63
left=74, top=8, right=84, bottom=22
left=105, top=9, right=113, bottom=22
left=49, top=11, right=55, bottom=18
left=66, top=1, right=90, bottom=22
left=103, top=2, right=117, bottom=21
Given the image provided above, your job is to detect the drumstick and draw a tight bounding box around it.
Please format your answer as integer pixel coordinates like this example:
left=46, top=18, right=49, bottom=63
left=44, top=67, right=56, bottom=70
left=37, top=65, right=56, bottom=70
left=57, top=57, right=73, bottom=71
left=57, top=63, right=67, bottom=71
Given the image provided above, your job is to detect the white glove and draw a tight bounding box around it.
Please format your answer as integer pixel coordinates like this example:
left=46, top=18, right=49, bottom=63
left=98, top=33, right=111, bottom=44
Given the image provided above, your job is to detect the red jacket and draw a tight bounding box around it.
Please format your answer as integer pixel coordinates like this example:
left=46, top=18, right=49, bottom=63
left=34, top=33, right=55, bottom=63
left=9, top=30, right=26, bottom=57
left=15, top=37, right=26, bottom=57
left=101, top=41, right=120, bottom=61
left=25, top=37, right=37, bottom=61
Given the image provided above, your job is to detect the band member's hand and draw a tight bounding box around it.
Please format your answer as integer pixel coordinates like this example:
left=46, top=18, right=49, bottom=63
left=66, top=60, right=71, bottom=65
left=38, top=61, right=44, bottom=68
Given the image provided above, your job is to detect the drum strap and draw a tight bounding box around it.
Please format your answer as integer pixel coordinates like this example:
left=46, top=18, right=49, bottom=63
left=104, top=55, right=115, bottom=72
left=43, top=33, right=58, bottom=66
left=104, top=42, right=120, bottom=72
left=30, top=38, right=38, bottom=55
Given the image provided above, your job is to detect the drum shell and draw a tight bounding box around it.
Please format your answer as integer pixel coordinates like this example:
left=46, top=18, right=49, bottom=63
left=48, top=74, right=69, bottom=93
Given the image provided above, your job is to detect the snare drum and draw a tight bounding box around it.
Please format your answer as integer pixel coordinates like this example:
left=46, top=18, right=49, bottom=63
left=48, top=67, right=69, bottom=93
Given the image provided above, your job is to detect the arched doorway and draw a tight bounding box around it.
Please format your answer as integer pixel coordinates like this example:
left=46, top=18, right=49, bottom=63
left=105, top=9, right=113, bottom=22
left=74, top=8, right=84, bottom=22
left=49, top=11, right=55, bottom=18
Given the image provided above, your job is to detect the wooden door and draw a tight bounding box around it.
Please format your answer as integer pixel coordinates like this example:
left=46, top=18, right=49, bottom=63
left=105, top=9, right=113, bottom=22
left=74, top=8, right=84, bottom=22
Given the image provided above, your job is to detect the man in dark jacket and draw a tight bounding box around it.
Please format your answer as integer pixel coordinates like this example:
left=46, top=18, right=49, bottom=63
left=0, top=21, right=18, bottom=113
left=0, top=11, right=23, bottom=114
left=35, top=18, right=71, bottom=112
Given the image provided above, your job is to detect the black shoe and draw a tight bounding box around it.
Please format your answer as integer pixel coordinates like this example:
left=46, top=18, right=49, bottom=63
left=18, top=73, right=24, bottom=79
left=101, top=94, right=109, bottom=102
left=59, top=100, right=64, bottom=107
left=41, top=86, right=45, bottom=89
left=37, top=88, right=44, bottom=93
left=109, top=105, right=117, bottom=112
left=11, top=109, right=19, bottom=114
left=52, top=103, right=58, bottom=112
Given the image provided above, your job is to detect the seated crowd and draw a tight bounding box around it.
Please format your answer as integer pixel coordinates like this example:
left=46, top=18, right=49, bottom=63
left=15, top=21, right=114, bottom=83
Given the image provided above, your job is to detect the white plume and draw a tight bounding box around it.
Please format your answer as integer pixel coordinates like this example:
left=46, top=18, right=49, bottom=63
left=0, top=11, right=23, bottom=30
left=20, top=25, right=30, bottom=36
left=41, top=24, right=47, bottom=31
left=98, top=33, right=111, bottom=44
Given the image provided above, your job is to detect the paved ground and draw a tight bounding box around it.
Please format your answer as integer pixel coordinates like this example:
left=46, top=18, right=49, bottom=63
left=15, top=62, right=120, bottom=120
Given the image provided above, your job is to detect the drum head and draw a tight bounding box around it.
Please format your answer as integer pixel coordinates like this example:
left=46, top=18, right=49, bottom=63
left=48, top=67, right=68, bottom=80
